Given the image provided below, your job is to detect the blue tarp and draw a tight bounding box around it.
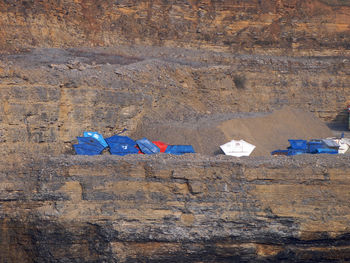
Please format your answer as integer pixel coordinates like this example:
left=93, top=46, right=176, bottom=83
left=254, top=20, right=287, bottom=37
left=83, top=131, right=108, bottom=148
left=272, top=139, right=339, bottom=156
left=136, top=138, right=160, bottom=154
left=287, top=149, right=307, bottom=156
left=105, top=135, right=137, bottom=146
left=74, top=137, right=105, bottom=155
left=313, top=148, right=338, bottom=154
left=165, top=145, right=195, bottom=155
left=307, top=140, right=338, bottom=154
left=108, top=143, right=139, bottom=155
left=74, top=132, right=196, bottom=156
left=105, top=135, right=138, bottom=156
left=73, top=144, right=102, bottom=155
left=308, top=141, right=325, bottom=153
left=288, top=140, right=307, bottom=150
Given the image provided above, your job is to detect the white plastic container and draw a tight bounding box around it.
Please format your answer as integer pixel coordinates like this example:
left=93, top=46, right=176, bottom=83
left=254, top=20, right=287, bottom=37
left=220, top=139, right=256, bottom=157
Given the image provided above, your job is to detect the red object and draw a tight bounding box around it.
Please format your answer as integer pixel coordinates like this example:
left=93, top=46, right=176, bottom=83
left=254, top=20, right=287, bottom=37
left=152, top=141, right=168, bottom=152
left=348, top=105, right=350, bottom=112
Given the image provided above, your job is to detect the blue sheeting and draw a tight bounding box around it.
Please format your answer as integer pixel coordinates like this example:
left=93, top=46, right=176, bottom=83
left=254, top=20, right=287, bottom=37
left=272, top=139, right=339, bottom=156
left=105, top=135, right=137, bottom=146
left=105, top=135, right=138, bottom=156
left=164, top=145, right=195, bottom=155
left=83, top=131, right=108, bottom=148
left=313, top=148, right=338, bottom=154
left=73, top=144, right=102, bottom=155
left=136, top=138, right=160, bottom=154
left=74, top=137, right=105, bottom=155
left=288, top=140, right=307, bottom=150
left=308, top=141, right=325, bottom=153
left=74, top=132, right=196, bottom=156
left=109, top=143, right=139, bottom=156
left=287, top=149, right=307, bottom=156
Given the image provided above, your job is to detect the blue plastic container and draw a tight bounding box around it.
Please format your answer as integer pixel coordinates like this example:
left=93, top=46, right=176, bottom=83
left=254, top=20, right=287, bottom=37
left=136, top=138, right=160, bottom=154
left=164, top=145, right=195, bottom=155
left=288, top=140, right=308, bottom=150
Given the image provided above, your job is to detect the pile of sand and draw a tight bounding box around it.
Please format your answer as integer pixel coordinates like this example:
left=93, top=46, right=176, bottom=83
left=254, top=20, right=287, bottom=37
left=132, top=107, right=333, bottom=156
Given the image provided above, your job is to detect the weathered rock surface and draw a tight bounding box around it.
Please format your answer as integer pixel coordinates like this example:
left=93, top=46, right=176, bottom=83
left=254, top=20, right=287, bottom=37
left=0, top=2, right=349, bottom=156
left=0, top=47, right=349, bottom=156
left=0, top=0, right=349, bottom=55
left=1, top=154, right=350, bottom=262
left=1, top=1, right=350, bottom=262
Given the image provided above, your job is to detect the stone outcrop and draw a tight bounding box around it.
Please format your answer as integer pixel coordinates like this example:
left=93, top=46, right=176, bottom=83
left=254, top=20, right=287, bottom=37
left=0, top=1, right=350, bottom=262
left=1, top=154, right=350, bottom=262
left=0, top=1, right=349, bottom=156
left=0, top=47, right=349, bottom=156
left=0, top=0, right=349, bottom=55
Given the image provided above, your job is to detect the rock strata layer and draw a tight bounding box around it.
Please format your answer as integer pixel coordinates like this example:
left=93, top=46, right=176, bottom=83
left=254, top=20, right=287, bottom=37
left=1, top=154, right=350, bottom=262
left=0, top=1, right=350, bottom=262
left=0, top=47, right=349, bottom=156
left=0, top=0, right=349, bottom=55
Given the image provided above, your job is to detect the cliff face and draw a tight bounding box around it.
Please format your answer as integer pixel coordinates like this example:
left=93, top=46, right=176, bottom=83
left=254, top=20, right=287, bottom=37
left=0, top=0, right=349, bottom=156
left=1, top=155, right=350, bottom=262
left=0, top=0, right=349, bottom=55
left=0, top=47, right=349, bottom=156
left=1, top=1, right=350, bottom=262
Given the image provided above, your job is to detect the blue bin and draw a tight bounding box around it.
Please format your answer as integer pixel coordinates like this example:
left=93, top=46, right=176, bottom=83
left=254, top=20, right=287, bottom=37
left=288, top=140, right=307, bottom=150
left=164, top=145, right=195, bottom=155
left=136, top=138, right=160, bottom=154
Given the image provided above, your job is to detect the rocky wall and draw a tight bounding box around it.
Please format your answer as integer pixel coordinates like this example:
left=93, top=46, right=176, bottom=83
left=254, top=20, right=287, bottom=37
left=0, top=0, right=349, bottom=55
left=0, top=0, right=349, bottom=157
left=0, top=48, right=349, bottom=156
left=1, top=154, right=350, bottom=262
left=0, top=2, right=350, bottom=262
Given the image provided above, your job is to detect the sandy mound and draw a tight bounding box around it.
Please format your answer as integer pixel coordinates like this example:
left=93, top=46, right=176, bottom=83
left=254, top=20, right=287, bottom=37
left=218, top=107, right=333, bottom=156
left=132, top=107, right=333, bottom=156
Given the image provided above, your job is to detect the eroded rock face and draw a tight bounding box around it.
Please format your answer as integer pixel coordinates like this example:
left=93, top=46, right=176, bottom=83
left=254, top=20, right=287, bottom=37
left=0, top=47, right=349, bottom=156
left=0, top=0, right=349, bottom=55
left=1, top=155, right=350, bottom=262
left=0, top=1, right=349, bottom=156
left=0, top=1, right=350, bottom=262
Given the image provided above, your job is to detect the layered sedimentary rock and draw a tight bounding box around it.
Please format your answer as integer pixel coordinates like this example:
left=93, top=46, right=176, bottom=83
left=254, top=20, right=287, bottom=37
left=0, top=47, right=349, bottom=156
left=1, top=155, right=350, bottom=262
left=0, top=1, right=350, bottom=262
left=0, top=0, right=349, bottom=156
left=0, top=0, right=349, bottom=55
